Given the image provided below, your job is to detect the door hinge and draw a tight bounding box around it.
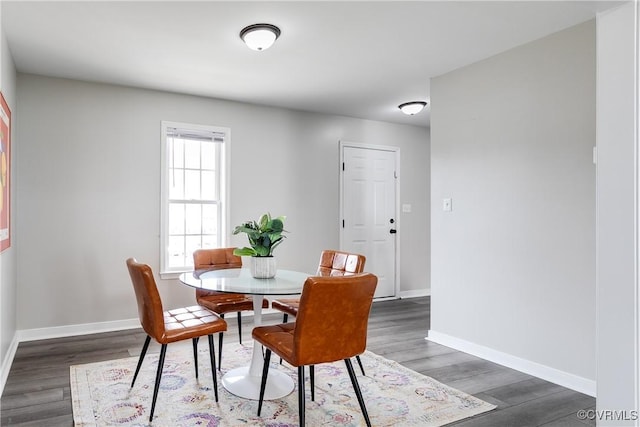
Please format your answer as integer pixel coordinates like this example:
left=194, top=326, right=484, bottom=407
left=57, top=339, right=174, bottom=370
left=342, top=162, right=345, bottom=171
left=342, top=219, right=345, bottom=228
left=394, top=171, right=398, bottom=179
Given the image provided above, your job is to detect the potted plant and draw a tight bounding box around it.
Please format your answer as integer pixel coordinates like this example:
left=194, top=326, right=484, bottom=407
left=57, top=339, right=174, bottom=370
left=233, top=213, right=286, bottom=278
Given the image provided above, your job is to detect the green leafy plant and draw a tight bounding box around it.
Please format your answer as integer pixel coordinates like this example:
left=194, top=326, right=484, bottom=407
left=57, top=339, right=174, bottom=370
left=232, top=213, right=287, bottom=257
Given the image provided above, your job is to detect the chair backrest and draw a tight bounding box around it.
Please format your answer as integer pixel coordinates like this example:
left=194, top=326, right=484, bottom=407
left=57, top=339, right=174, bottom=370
left=293, top=273, right=377, bottom=366
left=316, top=250, right=366, bottom=276
left=193, top=248, right=242, bottom=271
left=193, top=248, right=242, bottom=298
left=126, top=258, right=166, bottom=340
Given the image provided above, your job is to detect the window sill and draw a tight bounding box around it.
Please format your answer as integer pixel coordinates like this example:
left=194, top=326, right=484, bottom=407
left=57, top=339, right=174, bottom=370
left=159, top=270, right=189, bottom=280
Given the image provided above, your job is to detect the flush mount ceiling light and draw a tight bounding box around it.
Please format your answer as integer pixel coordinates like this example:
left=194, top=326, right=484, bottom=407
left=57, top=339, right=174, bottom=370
left=398, top=101, right=427, bottom=115
left=240, top=23, right=281, bottom=51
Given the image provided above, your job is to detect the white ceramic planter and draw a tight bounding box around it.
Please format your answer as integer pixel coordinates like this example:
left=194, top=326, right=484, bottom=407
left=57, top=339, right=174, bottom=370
left=250, top=256, right=277, bottom=279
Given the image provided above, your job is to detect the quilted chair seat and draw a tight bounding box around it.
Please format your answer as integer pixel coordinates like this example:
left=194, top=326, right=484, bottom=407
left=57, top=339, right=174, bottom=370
left=253, top=273, right=378, bottom=427
left=162, top=306, right=225, bottom=342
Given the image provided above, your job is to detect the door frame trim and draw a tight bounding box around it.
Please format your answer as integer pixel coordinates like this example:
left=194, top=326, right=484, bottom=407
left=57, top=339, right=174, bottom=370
left=338, top=140, right=400, bottom=298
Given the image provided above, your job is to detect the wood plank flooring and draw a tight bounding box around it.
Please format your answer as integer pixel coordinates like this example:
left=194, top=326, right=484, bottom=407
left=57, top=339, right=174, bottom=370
left=0, top=297, right=595, bottom=426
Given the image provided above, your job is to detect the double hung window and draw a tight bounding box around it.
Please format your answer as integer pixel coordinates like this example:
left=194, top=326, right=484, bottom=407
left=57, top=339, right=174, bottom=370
left=160, top=121, right=229, bottom=276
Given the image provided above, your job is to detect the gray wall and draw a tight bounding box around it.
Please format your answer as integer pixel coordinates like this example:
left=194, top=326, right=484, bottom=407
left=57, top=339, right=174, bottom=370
left=0, top=4, right=17, bottom=381
left=15, top=74, right=430, bottom=331
left=596, top=2, right=639, bottom=421
left=430, top=19, right=596, bottom=384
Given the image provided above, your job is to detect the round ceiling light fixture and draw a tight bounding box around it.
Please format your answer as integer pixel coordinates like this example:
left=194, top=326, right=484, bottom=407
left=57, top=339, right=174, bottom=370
left=398, top=101, right=427, bottom=115
left=240, top=23, right=281, bottom=51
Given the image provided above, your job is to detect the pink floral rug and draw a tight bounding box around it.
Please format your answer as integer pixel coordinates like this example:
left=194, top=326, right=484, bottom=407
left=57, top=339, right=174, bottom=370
left=70, top=342, right=495, bottom=426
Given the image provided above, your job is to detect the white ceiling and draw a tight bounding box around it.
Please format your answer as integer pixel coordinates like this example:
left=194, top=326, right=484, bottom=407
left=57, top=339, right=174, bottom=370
left=2, top=1, right=622, bottom=128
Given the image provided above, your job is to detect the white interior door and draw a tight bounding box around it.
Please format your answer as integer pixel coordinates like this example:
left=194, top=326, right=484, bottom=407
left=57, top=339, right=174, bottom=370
left=340, top=143, right=398, bottom=298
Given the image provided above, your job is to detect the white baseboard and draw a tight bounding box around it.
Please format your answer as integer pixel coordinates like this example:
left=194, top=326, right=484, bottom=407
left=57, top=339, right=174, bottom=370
left=14, top=309, right=291, bottom=345
left=17, top=318, right=141, bottom=342
left=426, top=330, right=596, bottom=397
left=8, top=308, right=293, bottom=344
left=1, top=332, right=19, bottom=396
left=399, top=289, right=430, bottom=298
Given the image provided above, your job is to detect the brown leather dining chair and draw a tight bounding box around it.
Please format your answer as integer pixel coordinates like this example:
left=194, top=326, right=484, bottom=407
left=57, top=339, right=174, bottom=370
left=126, top=258, right=227, bottom=422
left=254, top=273, right=378, bottom=427
left=271, top=249, right=367, bottom=373
left=193, top=248, right=269, bottom=369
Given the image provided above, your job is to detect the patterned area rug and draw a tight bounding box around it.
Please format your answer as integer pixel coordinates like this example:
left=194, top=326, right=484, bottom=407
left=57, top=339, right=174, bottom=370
left=71, top=342, right=495, bottom=426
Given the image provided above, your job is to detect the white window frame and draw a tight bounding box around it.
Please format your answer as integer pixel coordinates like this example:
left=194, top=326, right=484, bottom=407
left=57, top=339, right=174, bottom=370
left=159, top=121, right=230, bottom=278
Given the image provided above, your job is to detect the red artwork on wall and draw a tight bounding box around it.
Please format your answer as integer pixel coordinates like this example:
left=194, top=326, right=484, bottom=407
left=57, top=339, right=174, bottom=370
left=0, top=92, right=11, bottom=252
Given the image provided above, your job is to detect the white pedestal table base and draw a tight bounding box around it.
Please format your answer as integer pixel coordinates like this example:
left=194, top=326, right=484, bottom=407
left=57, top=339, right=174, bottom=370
left=222, top=366, right=295, bottom=400
left=220, top=293, right=295, bottom=400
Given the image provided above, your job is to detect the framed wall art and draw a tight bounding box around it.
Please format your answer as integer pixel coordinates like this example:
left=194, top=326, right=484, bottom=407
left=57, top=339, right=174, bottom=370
left=0, top=92, right=11, bottom=252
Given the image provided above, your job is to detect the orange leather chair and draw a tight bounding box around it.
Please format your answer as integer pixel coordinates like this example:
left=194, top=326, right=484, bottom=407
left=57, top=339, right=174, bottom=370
left=126, top=258, right=227, bottom=422
left=253, top=273, right=378, bottom=427
left=193, top=248, right=269, bottom=368
left=271, top=249, right=367, bottom=373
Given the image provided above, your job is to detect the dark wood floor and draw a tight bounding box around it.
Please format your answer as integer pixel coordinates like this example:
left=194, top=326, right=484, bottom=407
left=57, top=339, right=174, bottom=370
left=1, top=297, right=595, bottom=426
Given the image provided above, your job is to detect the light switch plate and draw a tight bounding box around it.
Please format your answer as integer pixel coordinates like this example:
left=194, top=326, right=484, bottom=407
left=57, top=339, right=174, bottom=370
left=443, top=198, right=452, bottom=212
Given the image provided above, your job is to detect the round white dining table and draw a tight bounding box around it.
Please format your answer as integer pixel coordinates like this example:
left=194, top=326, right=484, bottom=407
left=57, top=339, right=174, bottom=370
left=179, top=268, right=309, bottom=400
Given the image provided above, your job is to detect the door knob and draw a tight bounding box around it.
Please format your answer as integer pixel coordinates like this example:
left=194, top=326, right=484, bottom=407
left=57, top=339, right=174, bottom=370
left=389, top=229, right=397, bottom=234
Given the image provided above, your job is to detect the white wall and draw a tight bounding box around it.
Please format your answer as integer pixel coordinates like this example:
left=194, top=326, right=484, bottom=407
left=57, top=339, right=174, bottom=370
left=0, top=2, right=18, bottom=389
left=429, top=20, right=596, bottom=393
left=596, top=2, right=639, bottom=423
left=15, top=74, right=429, bottom=331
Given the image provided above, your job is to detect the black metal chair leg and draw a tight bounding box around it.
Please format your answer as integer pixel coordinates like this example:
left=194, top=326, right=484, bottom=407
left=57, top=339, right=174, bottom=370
left=344, top=358, right=371, bottom=427
left=149, top=344, right=167, bottom=422
left=356, top=355, right=365, bottom=376
left=131, top=335, right=151, bottom=388
left=279, top=313, right=289, bottom=365
left=237, top=312, right=243, bottom=345
left=207, top=334, right=219, bottom=401
left=298, top=365, right=305, bottom=426
left=310, top=365, right=315, bottom=401
left=257, top=349, right=272, bottom=416
left=218, top=314, right=225, bottom=370
left=192, top=338, right=199, bottom=378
